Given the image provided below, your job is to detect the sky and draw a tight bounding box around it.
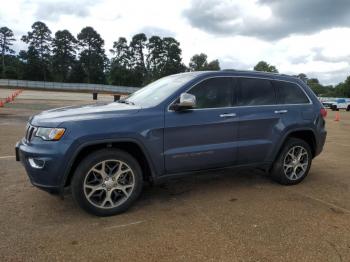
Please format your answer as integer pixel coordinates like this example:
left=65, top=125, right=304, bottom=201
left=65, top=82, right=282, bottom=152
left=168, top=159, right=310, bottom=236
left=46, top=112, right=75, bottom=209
left=1, top=0, right=350, bottom=85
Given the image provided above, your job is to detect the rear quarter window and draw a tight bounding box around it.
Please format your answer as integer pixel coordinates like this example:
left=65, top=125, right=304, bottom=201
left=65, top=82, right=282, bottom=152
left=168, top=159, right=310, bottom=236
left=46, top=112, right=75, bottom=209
left=274, top=81, right=310, bottom=104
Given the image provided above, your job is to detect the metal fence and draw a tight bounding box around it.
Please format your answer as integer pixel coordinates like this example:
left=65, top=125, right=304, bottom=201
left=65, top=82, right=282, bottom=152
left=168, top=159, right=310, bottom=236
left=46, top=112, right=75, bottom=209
left=0, top=79, right=139, bottom=95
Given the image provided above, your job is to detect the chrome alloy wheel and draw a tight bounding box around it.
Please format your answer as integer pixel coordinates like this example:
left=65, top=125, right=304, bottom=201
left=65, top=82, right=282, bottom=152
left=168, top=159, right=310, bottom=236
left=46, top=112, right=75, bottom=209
left=283, top=146, right=309, bottom=181
left=83, top=160, right=135, bottom=209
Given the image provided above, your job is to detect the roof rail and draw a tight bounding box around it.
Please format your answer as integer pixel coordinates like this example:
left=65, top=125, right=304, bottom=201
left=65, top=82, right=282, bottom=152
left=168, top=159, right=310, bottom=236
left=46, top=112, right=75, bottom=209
left=221, top=69, right=296, bottom=79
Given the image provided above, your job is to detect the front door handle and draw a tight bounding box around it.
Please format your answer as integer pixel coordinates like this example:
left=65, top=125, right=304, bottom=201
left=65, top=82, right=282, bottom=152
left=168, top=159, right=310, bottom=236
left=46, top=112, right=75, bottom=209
left=274, top=110, right=288, bottom=114
left=219, top=113, right=237, bottom=118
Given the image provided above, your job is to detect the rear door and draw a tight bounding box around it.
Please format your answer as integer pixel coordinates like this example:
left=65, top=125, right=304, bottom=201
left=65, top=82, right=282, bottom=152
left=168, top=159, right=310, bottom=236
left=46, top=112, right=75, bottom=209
left=273, top=79, right=314, bottom=128
left=164, top=77, right=238, bottom=173
left=234, top=77, right=281, bottom=164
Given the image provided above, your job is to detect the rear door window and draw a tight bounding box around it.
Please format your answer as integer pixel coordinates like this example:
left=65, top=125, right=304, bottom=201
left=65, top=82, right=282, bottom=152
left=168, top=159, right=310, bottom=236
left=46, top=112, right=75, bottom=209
left=237, top=78, right=276, bottom=106
left=274, top=81, right=310, bottom=104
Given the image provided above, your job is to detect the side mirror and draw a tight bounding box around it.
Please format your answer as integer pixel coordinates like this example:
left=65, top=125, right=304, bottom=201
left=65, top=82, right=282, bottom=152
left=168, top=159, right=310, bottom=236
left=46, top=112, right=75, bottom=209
left=171, top=93, right=196, bottom=111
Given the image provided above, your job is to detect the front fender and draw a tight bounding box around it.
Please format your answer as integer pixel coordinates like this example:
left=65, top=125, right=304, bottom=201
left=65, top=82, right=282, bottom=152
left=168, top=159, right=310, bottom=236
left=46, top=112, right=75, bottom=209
left=59, top=137, right=159, bottom=195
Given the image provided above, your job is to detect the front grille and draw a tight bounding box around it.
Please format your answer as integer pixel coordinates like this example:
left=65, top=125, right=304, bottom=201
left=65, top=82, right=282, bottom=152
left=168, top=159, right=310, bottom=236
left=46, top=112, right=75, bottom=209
left=25, top=125, right=37, bottom=142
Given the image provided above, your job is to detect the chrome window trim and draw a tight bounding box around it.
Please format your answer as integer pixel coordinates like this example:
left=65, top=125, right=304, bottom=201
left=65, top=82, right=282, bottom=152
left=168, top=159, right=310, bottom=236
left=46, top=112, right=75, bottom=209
left=167, top=75, right=313, bottom=112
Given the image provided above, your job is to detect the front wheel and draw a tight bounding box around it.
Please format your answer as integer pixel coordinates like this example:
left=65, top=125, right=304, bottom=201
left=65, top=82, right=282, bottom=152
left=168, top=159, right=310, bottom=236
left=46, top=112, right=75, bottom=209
left=71, top=149, right=143, bottom=216
left=270, top=138, right=312, bottom=185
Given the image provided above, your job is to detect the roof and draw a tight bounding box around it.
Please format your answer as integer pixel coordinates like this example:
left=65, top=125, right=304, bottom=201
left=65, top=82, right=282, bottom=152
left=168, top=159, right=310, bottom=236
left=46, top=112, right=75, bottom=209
left=179, top=69, right=294, bottom=78
left=172, top=70, right=302, bottom=84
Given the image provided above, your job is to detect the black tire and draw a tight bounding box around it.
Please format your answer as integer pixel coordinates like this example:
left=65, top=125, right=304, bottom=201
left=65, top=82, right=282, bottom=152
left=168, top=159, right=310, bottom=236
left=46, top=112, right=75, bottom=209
left=331, top=105, right=337, bottom=111
left=71, top=149, right=143, bottom=216
left=270, top=138, right=312, bottom=185
left=346, top=105, right=350, bottom=111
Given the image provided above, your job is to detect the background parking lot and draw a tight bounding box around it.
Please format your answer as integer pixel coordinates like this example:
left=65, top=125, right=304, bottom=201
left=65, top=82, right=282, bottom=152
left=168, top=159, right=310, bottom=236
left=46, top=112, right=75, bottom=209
left=0, top=89, right=349, bottom=261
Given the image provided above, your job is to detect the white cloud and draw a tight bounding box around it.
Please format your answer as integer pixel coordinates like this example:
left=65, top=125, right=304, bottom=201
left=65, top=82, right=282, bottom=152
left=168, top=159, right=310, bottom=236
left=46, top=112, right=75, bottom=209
left=1, top=0, right=350, bottom=85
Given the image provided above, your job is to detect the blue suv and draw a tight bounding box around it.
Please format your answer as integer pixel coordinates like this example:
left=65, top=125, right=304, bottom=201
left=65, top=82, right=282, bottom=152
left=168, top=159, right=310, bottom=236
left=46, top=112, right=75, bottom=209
left=16, top=70, right=327, bottom=216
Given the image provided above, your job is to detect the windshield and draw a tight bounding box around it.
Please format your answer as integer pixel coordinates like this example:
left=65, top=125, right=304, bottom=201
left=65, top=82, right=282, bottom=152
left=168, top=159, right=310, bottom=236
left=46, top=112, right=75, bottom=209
left=125, top=73, right=198, bottom=107
left=337, top=99, right=346, bottom=103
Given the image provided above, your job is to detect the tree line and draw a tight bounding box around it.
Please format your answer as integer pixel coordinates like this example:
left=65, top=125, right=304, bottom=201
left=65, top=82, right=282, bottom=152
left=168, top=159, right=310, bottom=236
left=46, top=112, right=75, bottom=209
left=1, top=22, right=349, bottom=97
left=253, top=61, right=350, bottom=98
left=0, top=22, right=220, bottom=87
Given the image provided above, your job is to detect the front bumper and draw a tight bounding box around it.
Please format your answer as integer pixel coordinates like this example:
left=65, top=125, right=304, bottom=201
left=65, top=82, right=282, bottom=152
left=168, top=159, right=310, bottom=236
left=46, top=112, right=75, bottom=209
left=15, top=139, right=68, bottom=194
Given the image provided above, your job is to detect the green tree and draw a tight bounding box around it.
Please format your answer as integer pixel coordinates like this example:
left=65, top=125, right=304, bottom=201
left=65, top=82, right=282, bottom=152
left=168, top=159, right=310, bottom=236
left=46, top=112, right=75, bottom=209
left=206, top=59, right=220, bottom=71
left=307, top=78, right=334, bottom=96
left=146, top=35, right=164, bottom=81
left=297, top=73, right=308, bottom=83
left=77, top=26, right=106, bottom=83
left=254, top=61, right=278, bottom=73
left=161, top=37, right=186, bottom=77
left=21, top=21, right=52, bottom=81
left=342, top=76, right=350, bottom=97
left=307, top=78, right=323, bottom=95
left=18, top=47, right=43, bottom=81
left=109, top=37, right=134, bottom=86
left=110, top=37, right=131, bottom=68
left=129, top=33, right=147, bottom=86
left=2, top=55, right=21, bottom=79
left=52, top=30, right=77, bottom=82
left=333, top=76, right=350, bottom=98
left=189, top=53, right=208, bottom=71
left=0, top=27, right=16, bottom=78
left=189, top=53, right=220, bottom=71
left=68, top=60, right=86, bottom=83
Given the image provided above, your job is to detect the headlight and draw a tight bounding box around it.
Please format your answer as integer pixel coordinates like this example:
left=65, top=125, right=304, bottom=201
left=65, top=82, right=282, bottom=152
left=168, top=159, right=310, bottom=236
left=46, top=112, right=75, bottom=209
left=35, top=127, right=65, bottom=141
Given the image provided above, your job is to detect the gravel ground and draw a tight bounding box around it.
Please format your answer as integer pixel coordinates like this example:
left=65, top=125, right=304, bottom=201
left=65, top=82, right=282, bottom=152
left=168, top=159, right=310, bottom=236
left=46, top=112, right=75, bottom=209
left=0, top=90, right=349, bottom=261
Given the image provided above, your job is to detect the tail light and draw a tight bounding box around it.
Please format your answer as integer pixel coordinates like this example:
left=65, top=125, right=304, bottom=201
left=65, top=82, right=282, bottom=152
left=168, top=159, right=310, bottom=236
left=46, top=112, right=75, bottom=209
left=320, top=108, right=327, bottom=118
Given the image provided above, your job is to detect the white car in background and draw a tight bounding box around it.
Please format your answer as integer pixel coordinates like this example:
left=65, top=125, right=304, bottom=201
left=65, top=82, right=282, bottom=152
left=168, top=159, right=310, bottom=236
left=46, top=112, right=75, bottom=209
left=330, top=98, right=350, bottom=111
left=321, top=99, right=335, bottom=108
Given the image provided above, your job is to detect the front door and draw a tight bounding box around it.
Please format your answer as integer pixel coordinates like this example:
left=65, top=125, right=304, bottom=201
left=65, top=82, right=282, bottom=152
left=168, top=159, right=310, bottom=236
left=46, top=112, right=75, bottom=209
left=164, top=77, right=238, bottom=173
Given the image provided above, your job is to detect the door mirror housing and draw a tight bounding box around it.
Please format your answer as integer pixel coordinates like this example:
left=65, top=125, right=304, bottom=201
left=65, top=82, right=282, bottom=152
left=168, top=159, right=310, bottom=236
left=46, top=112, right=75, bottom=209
left=171, top=93, right=196, bottom=111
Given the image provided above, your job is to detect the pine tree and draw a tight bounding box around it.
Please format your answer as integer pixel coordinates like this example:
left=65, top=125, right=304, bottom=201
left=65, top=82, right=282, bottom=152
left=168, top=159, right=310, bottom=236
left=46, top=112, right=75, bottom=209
left=0, top=27, right=16, bottom=78
left=21, top=21, right=52, bottom=81
left=52, top=30, right=77, bottom=82
left=77, top=26, right=106, bottom=84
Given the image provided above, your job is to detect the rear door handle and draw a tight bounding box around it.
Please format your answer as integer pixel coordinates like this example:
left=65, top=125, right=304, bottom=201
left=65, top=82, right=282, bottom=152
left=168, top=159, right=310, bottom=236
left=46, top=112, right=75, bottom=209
left=219, top=113, right=236, bottom=118
left=274, top=110, right=288, bottom=114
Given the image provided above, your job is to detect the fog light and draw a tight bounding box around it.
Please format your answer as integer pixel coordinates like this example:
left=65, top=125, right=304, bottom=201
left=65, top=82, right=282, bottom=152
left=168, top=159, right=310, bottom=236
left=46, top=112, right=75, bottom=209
left=28, top=158, right=45, bottom=169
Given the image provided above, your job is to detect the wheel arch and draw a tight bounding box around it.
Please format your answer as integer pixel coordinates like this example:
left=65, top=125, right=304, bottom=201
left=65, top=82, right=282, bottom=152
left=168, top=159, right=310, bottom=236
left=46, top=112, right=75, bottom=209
left=60, top=139, right=157, bottom=195
left=274, top=129, right=317, bottom=162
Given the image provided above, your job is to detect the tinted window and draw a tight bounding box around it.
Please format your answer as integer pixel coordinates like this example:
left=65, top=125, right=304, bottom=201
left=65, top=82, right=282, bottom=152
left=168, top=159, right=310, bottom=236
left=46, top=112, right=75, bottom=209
left=188, top=78, right=233, bottom=109
left=275, top=81, right=309, bottom=104
left=337, top=99, right=346, bottom=103
left=238, top=78, right=275, bottom=106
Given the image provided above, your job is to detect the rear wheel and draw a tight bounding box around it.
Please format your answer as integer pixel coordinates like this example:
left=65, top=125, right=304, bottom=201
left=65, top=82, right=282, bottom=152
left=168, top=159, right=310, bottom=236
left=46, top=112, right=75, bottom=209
left=270, top=138, right=312, bottom=185
left=71, top=149, right=143, bottom=216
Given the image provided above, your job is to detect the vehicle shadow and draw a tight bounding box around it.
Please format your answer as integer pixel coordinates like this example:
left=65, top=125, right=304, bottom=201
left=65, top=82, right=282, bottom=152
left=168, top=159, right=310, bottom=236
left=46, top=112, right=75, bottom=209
left=136, top=167, right=271, bottom=208
left=32, top=167, right=273, bottom=221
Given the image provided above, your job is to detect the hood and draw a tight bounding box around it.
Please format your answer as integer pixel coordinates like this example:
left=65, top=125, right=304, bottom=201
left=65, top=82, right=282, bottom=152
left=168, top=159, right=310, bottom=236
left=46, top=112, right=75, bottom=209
left=30, top=102, right=141, bottom=126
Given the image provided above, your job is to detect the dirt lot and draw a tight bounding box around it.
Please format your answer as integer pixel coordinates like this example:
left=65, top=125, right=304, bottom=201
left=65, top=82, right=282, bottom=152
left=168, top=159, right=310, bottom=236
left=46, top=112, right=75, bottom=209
left=0, top=89, right=349, bottom=261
